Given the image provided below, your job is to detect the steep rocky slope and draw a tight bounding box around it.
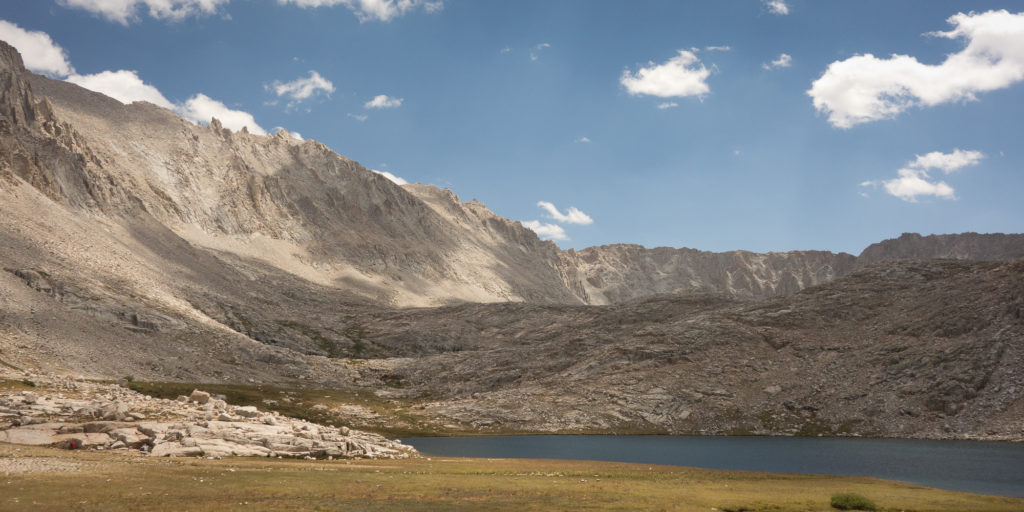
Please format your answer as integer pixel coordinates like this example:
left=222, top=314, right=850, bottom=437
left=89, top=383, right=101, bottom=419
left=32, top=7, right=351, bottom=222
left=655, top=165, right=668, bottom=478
left=24, top=69, right=585, bottom=307
left=1, top=41, right=1023, bottom=442
left=563, top=245, right=858, bottom=304
left=5, top=40, right=1022, bottom=311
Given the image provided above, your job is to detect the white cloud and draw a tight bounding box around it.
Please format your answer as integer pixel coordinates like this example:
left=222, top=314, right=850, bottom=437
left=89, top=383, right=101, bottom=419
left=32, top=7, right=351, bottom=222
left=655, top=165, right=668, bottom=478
left=58, top=0, right=229, bottom=24
left=347, top=113, right=369, bottom=121
left=66, top=69, right=175, bottom=109
left=872, top=148, right=984, bottom=202
left=621, top=50, right=710, bottom=98
left=705, top=45, right=731, bottom=52
left=276, top=0, right=443, bottom=22
left=574, top=136, right=591, bottom=143
left=909, top=148, right=985, bottom=173
left=530, top=42, right=551, bottom=61
left=808, top=10, right=1024, bottom=128
left=657, top=101, right=679, bottom=109
left=269, top=71, right=334, bottom=104
left=882, top=169, right=956, bottom=202
left=762, top=53, right=792, bottom=70
left=500, top=46, right=511, bottom=55
left=764, top=0, right=789, bottom=15
left=522, top=220, right=567, bottom=241
left=66, top=71, right=266, bottom=136
left=7, top=23, right=266, bottom=138
left=364, top=94, right=403, bottom=109
left=372, top=169, right=408, bottom=185
left=178, top=93, right=267, bottom=135
left=0, top=19, right=75, bottom=76
left=537, top=201, right=593, bottom=225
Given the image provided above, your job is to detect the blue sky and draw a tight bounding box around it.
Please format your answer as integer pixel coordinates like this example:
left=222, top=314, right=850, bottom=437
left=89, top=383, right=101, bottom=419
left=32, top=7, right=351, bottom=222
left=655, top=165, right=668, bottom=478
left=1, top=0, right=1023, bottom=254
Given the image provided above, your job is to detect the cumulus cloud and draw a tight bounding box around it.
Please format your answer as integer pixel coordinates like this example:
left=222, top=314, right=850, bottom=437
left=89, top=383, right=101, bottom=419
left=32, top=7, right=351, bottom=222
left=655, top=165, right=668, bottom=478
left=67, top=73, right=266, bottom=135
left=347, top=113, right=369, bottom=121
left=621, top=50, right=710, bottom=99
left=364, top=94, right=403, bottom=109
left=762, top=53, right=792, bottom=70
left=277, top=0, right=443, bottom=23
left=66, top=70, right=175, bottom=109
left=372, top=169, right=408, bottom=185
left=764, top=0, right=789, bottom=15
left=269, top=71, right=334, bottom=105
left=0, top=19, right=75, bottom=76
left=809, top=10, right=1024, bottom=128
left=880, top=169, right=956, bottom=201
left=522, top=220, right=568, bottom=241
left=178, top=93, right=267, bottom=135
left=4, top=23, right=266, bottom=137
left=537, top=201, right=593, bottom=225
left=657, top=101, right=679, bottom=109
left=909, top=148, right=985, bottom=173
left=865, top=148, right=984, bottom=202
left=574, top=136, right=591, bottom=143
left=58, top=0, right=229, bottom=24
left=705, top=45, right=731, bottom=52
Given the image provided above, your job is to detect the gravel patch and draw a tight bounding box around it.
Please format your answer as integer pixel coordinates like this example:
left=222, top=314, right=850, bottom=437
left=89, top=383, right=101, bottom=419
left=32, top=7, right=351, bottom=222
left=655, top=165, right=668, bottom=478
left=0, top=457, right=82, bottom=474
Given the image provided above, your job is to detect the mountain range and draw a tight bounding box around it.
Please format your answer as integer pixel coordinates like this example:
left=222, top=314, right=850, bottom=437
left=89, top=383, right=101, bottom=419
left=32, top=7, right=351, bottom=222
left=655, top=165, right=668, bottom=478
left=1, top=40, right=1022, bottom=440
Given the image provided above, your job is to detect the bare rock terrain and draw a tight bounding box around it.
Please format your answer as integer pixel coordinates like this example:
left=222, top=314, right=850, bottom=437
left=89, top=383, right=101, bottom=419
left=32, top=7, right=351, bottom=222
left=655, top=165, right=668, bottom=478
left=0, top=372, right=413, bottom=459
left=0, top=40, right=1022, bottom=444
left=340, top=259, right=1024, bottom=440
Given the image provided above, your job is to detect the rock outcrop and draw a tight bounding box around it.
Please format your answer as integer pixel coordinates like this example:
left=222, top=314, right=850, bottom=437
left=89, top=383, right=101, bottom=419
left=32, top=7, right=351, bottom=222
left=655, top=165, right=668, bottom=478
left=858, top=232, right=1024, bottom=265
left=0, top=374, right=414, bottom=459
left=349, top=259, right=1024, bottom=441
left=562, top=245, right=858, bottom=304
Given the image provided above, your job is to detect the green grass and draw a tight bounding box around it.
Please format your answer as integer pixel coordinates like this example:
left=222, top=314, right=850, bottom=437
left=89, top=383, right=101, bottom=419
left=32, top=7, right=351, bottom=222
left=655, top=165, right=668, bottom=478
left=0, top=378, right=37, bottom=392
left=1, top=444, right=1021, bottom=511
left=831, top=492, right=878, bottom=510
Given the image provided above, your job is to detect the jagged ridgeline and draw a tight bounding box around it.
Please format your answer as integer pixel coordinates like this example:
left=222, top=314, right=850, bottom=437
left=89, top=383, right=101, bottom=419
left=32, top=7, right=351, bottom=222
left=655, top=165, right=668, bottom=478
left=2, top=39, right=1024, bottom=440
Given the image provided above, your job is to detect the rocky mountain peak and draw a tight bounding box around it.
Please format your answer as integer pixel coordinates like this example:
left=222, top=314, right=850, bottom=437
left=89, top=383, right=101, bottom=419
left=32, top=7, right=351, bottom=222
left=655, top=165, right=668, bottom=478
left=0, top=40, right=38, bottom=129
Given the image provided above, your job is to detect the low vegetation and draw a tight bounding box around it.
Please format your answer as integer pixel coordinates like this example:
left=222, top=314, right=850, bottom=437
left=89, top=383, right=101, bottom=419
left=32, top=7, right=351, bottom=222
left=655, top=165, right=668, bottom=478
left=831, top=492, right=878, bottom=510
left=1, top=444, right=1021, bottom=511
left=123, top=380, right=459, bottom=438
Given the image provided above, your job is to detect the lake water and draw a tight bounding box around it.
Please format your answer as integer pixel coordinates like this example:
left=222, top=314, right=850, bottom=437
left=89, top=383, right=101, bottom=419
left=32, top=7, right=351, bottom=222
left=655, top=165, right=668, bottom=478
left=405, top=435, right=1024, bottom=498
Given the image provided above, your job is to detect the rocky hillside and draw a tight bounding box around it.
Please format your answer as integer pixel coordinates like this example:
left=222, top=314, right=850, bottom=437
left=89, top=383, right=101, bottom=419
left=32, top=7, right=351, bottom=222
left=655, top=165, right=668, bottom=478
left=4, top=40, right=583, bottom=308
left=1, top=41, right=1023, bottom=443
left=5, top=41, right=1020, bottom=311
left=345, top=258, right=1024, bottom=441
left=858, top=232, right=1024, bottom=265
left=563, top=245, right=858, bottom=304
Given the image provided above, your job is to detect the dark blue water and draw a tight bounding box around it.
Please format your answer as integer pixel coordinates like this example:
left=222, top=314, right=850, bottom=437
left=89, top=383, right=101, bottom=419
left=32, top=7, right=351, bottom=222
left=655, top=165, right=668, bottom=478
left=405, top=435, right=1024, bottom=498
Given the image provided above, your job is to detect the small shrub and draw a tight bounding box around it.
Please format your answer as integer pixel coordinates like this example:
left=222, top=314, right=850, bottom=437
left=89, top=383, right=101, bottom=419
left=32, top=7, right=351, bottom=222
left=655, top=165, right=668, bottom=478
left=830, top=492, right=877, bottom=511
left=123, top=375, right=135, bottom=382
left=20, top=379, right=36, bottom=387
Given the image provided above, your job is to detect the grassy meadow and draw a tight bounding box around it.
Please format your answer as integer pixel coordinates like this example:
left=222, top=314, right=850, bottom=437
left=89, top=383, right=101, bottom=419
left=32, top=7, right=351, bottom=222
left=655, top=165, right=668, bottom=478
left=2, top=444, right=1023, bottom=511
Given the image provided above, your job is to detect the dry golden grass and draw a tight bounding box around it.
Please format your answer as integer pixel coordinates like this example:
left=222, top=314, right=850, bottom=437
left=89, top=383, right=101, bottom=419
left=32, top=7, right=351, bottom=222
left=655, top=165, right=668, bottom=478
left=1, top=444, right=1022, bottom=511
